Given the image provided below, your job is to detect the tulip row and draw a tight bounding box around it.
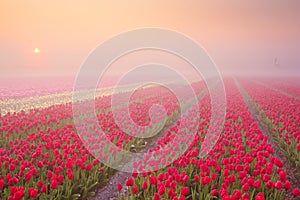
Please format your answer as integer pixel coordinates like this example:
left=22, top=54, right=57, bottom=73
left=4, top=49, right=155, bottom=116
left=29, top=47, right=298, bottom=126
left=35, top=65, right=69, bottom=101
left=238, top=78, right=300, bottom=172
left=254, top=78, right=300, bottom=98
left=1, top=85, right=172, bottom=145
left=118, top=78, right=300, bottom=200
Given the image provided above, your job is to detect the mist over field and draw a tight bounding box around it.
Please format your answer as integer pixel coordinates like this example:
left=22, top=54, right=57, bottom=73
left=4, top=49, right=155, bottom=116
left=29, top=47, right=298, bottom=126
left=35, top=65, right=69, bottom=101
left=1, top=1, right=300, bottom=80
left=1, top=1, right=300, bottom=200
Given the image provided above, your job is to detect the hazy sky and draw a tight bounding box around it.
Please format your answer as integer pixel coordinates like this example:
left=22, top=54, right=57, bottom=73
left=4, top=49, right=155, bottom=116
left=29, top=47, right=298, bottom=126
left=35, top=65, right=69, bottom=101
left=1, top=1, right=300, bottom=78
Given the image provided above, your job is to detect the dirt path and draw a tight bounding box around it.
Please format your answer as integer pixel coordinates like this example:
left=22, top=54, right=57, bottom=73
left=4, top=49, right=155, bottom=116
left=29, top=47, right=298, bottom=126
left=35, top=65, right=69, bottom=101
left=235, top=78, right=300, bottom=198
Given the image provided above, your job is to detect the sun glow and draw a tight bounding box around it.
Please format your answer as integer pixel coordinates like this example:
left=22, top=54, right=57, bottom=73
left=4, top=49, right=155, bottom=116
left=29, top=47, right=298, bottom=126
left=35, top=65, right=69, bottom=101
left=33, top=48, right=40, bottom=54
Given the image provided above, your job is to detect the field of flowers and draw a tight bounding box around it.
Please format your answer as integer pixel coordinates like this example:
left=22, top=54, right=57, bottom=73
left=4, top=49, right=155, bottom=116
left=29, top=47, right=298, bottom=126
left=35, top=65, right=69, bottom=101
left=238, top=79, right=300, bottom=175
left=118, top=79, right=300, bottom=200
left=0, top=78, right=299, bottom=200
left=253, top=78, right=300, bottom=98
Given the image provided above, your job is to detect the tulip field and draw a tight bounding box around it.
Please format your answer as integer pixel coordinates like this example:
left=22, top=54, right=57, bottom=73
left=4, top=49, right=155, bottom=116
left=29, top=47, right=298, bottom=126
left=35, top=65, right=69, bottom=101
left=0, top=77, right=300, bottom=200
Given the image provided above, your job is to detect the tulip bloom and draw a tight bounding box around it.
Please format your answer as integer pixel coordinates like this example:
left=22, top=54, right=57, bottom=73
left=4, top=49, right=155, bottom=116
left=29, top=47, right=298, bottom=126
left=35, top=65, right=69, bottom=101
left=125, top=177, right=134, bottom=187
left=292, top=188, right=300, bottom=196
left=117, top=183, right=122, bottom=191
left=142, top=181, right=148, bottom=190
left=180, top=187, right=189, bottom=196
left=131, top=186, right=138, bottom=194
left=28, top=188, right=38, bottom=198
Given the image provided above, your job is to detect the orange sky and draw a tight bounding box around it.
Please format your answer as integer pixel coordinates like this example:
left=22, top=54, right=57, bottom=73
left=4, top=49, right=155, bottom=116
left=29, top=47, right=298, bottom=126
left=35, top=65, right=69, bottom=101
left=0, top=1, right=299, bottom=77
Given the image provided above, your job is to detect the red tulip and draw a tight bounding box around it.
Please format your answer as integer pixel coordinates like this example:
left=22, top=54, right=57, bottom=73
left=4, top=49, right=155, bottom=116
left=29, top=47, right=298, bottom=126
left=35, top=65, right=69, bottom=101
left=292, top=188, right=300, bottom=196
left=284, top=181, right=292, bottom=191
left=158, top=173, right=165, bottom=182
left=279, top=170, right=287, bottom=182
left=125, top=177, right=134, bottom=186
left=67, top=171, right=74, bottom=180
left=182, top=175, right=188, bottom=183
left=211, top=189, right=218, bottom=196
left=0, top=179, right=4, bottom=189
left=132, top=169, right=138, bottom=178
left=9, top=163, right=15, bottom=171
left=255, top=192, right=265, bottom=200
left=180, top=187, right=189, bottom=196
left=266, top=181, right=273, bottom=189
left=41, top=184, right=47, bottom=193
left=154, top=193, right=160, bottom=200
left=50, top=179, right=58, bottom=189
left=117, top=183, right=122, bottom=191
left=28, top=188, right=38, bottom=198
left=142, top=181, right=148, bottom=190
left=242, top=183, right=249, bottom=191
left=238, top=171, right=247, bottom=179
left=274, top=181, right=283, bottom=189
left=37, top=180, right=43, bottom=188
left=262, top=174, right=270, bottom=182
left=194, top=174, right=199, bottom=182
left=242, top=193, right=249, bottom=199
left=149, top=175, right=157, bottom=185
left=46, top=170, right=53, bottom=179
left=233, top=189, right=242, bottom=199
left=14, top=190, right=25, bottom=200
left=37, top=160, right=43, bottom=168
left=201, top=176, right=210, bottom=185
left=24, top=171, right=32, bottom=181
left=158, top=185, right=165, bottom=195
left=211, top=173, right=217, bottom=180
left=179, top=195, right=186, bottom=200
left=253, top=179, right=261, bottom=189
left=131, top=186, right=138, bottom=194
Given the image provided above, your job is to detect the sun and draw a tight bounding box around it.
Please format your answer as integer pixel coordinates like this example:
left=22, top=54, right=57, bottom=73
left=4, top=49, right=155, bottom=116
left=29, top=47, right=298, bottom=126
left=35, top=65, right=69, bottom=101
left=33, top=48, right=40, bottom=54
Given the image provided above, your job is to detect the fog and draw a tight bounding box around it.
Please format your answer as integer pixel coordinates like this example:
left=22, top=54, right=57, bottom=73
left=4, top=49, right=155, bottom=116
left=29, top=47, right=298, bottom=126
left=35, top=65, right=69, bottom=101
left=0, top=1, right=300, bottom=80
